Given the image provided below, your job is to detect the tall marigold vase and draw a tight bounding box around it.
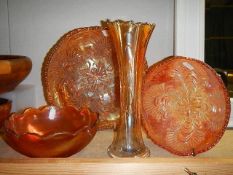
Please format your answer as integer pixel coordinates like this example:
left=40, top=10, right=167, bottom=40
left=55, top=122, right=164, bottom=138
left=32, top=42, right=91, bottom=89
left=102, top=20, right=155, bottom=157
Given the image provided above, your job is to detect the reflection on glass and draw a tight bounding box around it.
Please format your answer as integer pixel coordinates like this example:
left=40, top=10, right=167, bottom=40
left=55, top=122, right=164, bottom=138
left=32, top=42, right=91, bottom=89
left=102, top=20, right=155, bottom=158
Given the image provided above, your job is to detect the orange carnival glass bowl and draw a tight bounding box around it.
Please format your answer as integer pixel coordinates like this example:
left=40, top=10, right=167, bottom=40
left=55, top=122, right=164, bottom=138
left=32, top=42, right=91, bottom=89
left=3, top=105, right=98, bottom=157
left=0, top=98, right=12, bottom=128
left=0, top=55, right=32, bottom=94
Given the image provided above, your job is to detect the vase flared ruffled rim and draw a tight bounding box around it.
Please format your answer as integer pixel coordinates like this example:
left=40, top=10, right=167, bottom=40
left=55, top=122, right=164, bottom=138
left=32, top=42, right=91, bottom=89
left=101, top=19, right=155, bottom=28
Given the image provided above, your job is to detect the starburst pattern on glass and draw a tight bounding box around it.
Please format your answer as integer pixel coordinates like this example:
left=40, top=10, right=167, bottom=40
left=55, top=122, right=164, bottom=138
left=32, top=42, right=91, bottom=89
left=41, top=27, right=120, bottom=128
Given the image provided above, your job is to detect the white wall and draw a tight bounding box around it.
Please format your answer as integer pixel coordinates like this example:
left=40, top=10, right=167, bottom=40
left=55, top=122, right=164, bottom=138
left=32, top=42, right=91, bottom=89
left=175, top=0, right=232, bottom=127
left=175, top=0, right=205, bottom=60
left=0, top=0, right=175, bottom=107
left=0, top=0, right=9, bottom=53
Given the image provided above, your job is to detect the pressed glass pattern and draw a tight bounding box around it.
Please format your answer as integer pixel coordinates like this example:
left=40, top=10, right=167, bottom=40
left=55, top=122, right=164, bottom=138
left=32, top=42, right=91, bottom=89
left=41, top=27, right=119, bottom=129
left=142, top=56, right=231, bottom=156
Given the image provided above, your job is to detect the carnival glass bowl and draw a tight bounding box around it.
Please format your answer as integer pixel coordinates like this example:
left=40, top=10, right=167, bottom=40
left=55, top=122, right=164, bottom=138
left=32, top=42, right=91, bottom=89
left=0, top=98, right=11, bottom=128
left=3, top=105, right=98, bottom=157
left=0, top=55, right=32, bottom=94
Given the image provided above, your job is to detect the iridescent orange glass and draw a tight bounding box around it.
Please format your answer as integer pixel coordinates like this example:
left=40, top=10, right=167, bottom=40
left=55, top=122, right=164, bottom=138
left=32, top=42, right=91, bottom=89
left=41, top=27, right=119, bottom=129
left=142, top=56, right=231, bottom=156
left=3, top=105, right=97, bottom=157
left=102, top=20, right=155, bottom=157
left=41, top=26, right=149, bottom=130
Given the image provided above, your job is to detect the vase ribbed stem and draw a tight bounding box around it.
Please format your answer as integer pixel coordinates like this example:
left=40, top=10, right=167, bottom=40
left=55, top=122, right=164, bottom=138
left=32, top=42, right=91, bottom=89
left=102, top=20, right=155, bottom=158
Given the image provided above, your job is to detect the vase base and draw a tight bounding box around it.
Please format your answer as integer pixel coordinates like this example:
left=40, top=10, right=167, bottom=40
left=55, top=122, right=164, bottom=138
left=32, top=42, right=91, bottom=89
left=107, top=145, right=150, bottom=158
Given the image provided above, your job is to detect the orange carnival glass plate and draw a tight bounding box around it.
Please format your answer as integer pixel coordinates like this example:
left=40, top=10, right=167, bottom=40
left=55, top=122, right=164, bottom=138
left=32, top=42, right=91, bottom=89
left=142, top=56, right=231, bottom=156
left=42, top=26, right=119, bottom=129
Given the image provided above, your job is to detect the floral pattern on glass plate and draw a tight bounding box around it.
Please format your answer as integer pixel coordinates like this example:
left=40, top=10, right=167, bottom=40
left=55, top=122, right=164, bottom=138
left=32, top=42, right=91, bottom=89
left=42, top=27, right=120, bottom=130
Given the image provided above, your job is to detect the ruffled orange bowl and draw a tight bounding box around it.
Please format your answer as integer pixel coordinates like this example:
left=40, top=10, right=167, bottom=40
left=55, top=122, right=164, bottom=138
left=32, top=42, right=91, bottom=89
left=0, top=98, right=12, bottom=128
left=3, top=105, right=98, bottom=157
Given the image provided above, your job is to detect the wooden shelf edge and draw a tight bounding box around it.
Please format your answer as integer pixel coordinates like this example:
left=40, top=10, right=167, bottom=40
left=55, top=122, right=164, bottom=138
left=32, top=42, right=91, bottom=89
left=0, top=158, right=233, bottom=175
left=0, top=157, right=233, bottom=163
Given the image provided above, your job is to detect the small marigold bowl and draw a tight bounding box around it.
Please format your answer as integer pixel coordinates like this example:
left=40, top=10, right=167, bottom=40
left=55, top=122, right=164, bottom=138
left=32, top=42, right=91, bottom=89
left=0, top=98, right=12, bottom=128
left=3, top=105, right=98, bottom=157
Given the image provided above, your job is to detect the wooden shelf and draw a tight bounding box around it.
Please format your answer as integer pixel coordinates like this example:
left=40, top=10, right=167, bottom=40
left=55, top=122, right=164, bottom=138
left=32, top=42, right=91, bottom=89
left=0, top=130, right=233, bottom=174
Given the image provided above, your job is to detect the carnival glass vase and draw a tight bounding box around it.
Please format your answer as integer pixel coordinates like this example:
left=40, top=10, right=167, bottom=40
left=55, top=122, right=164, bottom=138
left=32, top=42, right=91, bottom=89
left=102, top=20, right=155, bottom=157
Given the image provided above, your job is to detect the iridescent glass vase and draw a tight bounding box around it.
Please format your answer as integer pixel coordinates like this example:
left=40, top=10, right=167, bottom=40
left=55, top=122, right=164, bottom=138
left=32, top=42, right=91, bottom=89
left=102, top=20, right=155, bottom=157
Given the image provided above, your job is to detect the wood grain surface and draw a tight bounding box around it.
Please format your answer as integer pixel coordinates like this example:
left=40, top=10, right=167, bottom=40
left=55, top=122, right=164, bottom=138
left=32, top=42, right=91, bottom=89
left=0, top=130, right=232, bottom=174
